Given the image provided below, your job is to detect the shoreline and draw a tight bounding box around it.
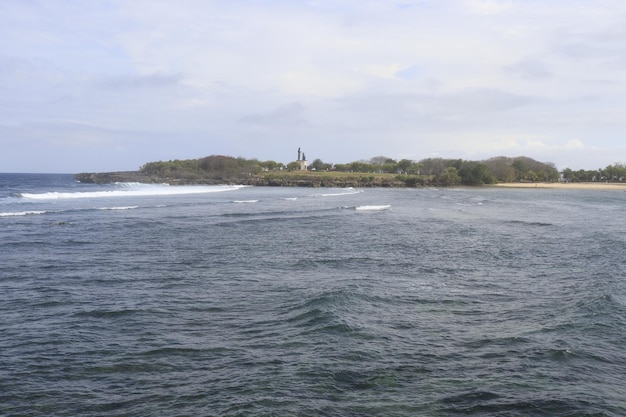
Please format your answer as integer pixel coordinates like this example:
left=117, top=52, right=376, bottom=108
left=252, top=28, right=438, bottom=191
left=73, top=171, right=626, bottom=190
left=491, top=182, right=626, bottom=190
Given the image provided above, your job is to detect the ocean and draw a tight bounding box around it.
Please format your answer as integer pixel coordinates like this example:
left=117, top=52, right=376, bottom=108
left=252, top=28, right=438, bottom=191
left=1, top=173, right=625, bottom=416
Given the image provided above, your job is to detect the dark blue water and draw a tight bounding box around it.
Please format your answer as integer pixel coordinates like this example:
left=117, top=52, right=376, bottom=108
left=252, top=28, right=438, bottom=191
left=1, top=173, right=625, bottom=416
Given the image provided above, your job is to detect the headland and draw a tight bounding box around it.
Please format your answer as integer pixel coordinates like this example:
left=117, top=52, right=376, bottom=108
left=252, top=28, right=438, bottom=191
left=74, top=153, right=626, bottom=189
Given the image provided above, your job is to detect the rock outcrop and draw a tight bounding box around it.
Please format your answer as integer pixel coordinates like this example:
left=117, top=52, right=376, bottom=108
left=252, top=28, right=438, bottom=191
left=74, top=171, right=407, bottom=187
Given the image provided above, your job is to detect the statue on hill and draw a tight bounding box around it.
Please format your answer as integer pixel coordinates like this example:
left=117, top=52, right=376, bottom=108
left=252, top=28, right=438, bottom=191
left=297, top=147, right=301, bottom=161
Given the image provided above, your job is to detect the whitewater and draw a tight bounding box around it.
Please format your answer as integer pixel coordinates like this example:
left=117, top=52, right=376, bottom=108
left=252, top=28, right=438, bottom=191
left=19, top=183, right=246, bottom=200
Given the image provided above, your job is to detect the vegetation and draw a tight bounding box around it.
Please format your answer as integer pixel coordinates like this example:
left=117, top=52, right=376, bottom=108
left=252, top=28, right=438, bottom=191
left=78, top=154, right=624, bottom=187
left=560, top=163, right=626, bottom=183
left=140, top=155, right=262, bottom=181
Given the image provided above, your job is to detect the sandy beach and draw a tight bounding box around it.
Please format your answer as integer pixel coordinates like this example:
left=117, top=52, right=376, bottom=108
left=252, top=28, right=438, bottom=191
left=492, top=182, right=626, bottom=190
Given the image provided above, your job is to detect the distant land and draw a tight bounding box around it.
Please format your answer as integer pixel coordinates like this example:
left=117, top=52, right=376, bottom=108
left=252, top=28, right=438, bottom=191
left=75, top=154, right=626, bottom=188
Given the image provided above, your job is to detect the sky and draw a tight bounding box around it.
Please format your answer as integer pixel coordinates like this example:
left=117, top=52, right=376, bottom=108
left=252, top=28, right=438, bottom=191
left=1, top=0, right=625, bottom=173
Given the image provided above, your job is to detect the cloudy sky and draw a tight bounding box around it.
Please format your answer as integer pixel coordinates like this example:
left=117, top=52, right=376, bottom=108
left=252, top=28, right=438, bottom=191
left=2, top=0, right=625, bottom=173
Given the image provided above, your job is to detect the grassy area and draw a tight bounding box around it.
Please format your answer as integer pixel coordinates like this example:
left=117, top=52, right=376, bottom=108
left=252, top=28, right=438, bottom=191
left=255, top=170, right=409, bottom=187
left=263, top=170, right=398, bottom=179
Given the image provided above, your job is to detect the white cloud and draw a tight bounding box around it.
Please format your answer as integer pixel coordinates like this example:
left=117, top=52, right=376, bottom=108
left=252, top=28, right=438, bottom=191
left=240, top=103, right=310, bottom=128
left=98, top=73, right=182, bottom=90
left=1, top=0, right=626, bottom=172
left=505, top=58, right=552, bottom=79
left=466, top=0, right=515, bottom=15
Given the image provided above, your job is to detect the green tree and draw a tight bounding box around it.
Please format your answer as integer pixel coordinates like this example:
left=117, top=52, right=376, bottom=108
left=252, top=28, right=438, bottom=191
left=419, top=158, right=446, bottom=176
left=458, top=162, right=496, bottom=185
left=309, top=158, right=331, bottom=171
left=259, top=160, right=283, bottom=170
left=370, top=156, right=395, bottom=165
left=485, top=156, right=516, bottom=182
left=437, top=167, right=461, bottom=185
left=512, top=159, right=528, bottom=180
left=397, top=159, right=414, bottom=174
left=561, top=167, right=575, bottom=182
left=286, top=161, right=301, bottom=171
left=396, top=175, right=425, bottom=187
left=381, top=162, right=399, bottom=173
left=606, top=162, right=626, bottom=181
left=350, top=161, right=375, bottom=172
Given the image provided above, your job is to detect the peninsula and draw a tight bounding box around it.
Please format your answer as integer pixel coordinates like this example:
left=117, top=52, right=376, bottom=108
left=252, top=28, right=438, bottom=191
left=75, top=153, right=626, bottom=188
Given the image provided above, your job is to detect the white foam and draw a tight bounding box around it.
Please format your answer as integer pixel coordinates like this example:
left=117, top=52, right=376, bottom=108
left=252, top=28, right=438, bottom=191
left=232, top=200, right=259, bottom=203
left=97, top=206, right=139, bottom=210
left=320, top=188, right=363, bottom=197
left=355, top=205, right=391, bottom=211
left=20, top=184, right=247, bottom=200
left=282, top=197, right=298, bottom=201
left=0, top=210, right=47, bottom=217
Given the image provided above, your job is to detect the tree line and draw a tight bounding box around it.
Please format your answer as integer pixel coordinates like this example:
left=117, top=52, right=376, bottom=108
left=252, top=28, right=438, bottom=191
left=139, top=154, right=624, bottom=186
left=561, top=163, right=626, bottom=183
left=305, top=155, right=561, bottom=185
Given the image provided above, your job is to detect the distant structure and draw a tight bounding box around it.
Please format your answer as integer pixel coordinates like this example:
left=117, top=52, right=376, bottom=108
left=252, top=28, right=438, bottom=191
left=296, top=147, right=307, bottom=171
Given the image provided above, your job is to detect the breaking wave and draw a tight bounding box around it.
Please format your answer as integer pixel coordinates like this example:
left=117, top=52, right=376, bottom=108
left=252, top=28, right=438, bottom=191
left=355, top=205, right=391, bottom=211
left=0, top=210, right=47, bottom=217
left=19, top=184, right=247, bottom=200
left=319, top=188, right=363, bottom=197
left=97, top=206, right=140, bottom=211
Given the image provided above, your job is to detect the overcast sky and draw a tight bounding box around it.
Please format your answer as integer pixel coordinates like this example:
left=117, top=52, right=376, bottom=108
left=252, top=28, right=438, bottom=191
left=2, top=0, right=625, bottom=173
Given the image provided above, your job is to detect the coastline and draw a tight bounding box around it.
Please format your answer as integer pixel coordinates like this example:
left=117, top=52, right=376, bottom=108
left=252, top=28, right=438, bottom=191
left=74, top=171, right=626, bottom=190
left=491, top=182, right=626, bottom=190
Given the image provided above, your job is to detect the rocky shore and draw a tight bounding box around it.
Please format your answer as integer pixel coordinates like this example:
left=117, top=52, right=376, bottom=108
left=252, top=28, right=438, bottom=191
left=75, top=171, right=160, bottom=184
left=74, top=171, right=407, bottom=188
left=75, top=170, right=626, bottom=190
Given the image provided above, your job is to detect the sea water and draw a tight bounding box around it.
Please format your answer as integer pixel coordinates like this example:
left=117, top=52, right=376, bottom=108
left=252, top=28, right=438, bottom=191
left=1, top=173, right=625, bottom=416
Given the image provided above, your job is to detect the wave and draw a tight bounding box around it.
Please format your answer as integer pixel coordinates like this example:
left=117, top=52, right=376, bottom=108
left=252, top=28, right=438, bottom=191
left=319, top=188, right=363, bottom=197
left=505, top=220, right=553, bottom=227
left=355, top=205, right=391, bottom=211
left=18, top=184, right=247, bottom=200
left=0, top=210, right=47, bottom=217
left=97, top=206, right=139, bottom=211
left=220, top=206, right=341, bottom=220
left=1, top=204, right=158, bottom=217
left=232, top=200, right=259, bottom=203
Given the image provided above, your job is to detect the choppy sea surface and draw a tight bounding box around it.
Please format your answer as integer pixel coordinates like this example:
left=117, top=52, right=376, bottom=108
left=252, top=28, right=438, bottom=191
left=1, top=173, right=625, bottom=416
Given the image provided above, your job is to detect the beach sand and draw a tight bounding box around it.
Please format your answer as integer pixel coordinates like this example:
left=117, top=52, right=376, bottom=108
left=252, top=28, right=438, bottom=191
left=492, top=182, right=626, bottom=190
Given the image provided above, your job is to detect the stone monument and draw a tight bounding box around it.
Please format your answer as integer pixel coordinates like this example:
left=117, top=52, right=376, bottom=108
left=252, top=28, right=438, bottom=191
left=296, top=147, right=307, bottom=170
